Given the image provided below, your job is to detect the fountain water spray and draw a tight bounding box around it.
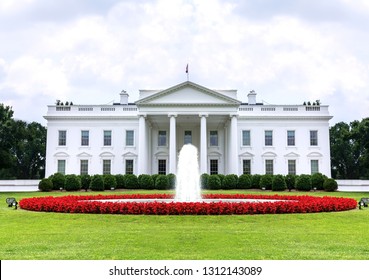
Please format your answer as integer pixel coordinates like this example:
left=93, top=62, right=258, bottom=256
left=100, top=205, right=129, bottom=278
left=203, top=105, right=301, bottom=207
left=175, top=144, right=202, bottom=202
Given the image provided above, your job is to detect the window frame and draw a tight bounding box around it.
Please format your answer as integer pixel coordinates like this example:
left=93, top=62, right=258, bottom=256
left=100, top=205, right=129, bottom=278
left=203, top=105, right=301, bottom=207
left=209, top=130, right=218, bottom=147
left=242, top=130, right=251, bottom=146
left=126, top=130, right=134, bottom=146
left=58, top=130, right=67, bottom=146
left=103, top=130, right=112, bottom=146
left=265, top=130, right=273, bottom=146
left=81, top=130, right=89, bottom=146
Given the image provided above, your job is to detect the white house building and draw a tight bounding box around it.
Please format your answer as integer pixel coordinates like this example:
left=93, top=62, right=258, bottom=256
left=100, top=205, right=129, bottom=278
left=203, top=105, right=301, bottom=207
left=44, top=81, right=332, bottom=177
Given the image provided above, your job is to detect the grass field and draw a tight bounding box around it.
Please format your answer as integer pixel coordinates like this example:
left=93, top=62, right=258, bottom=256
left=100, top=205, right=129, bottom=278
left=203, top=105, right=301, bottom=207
left=1, top=190, right=368, bottom=260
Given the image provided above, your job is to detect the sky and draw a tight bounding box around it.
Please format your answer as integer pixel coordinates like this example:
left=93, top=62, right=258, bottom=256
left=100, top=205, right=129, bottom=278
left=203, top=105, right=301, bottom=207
left=1, top=0, right=369, bottom=126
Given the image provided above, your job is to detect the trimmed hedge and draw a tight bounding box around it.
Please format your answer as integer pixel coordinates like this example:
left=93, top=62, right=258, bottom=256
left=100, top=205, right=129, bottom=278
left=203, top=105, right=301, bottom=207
left=103, top=174, right=117, bottom=190
left=311, top=173, right=325, bottom=190
left=200, top=173, right=209, bottom=189
left=260, top=174, right=273, bottom=190
left=115, top=174, right=125, bottom=189
left=138, top=174, right=154, bottom=190
left=64, top=174, right=81, bottom=191
left=208, top=175, right=221, bottom=190
left=90, top=175, right=104, bottom=191
left=80, top=174, right=91, bottom=191
left=272, top=174, right=286, bottom=191
left=167, top=173, right=176, bottom=190
left=238, top=174, right=252, bottom=189
left=285, top=174, right=296, bottom=191
left=38, top=178, right=53, bottom=192
left=223, top=174, right=238, bottom=190
left=295, top=174, right=312, bottom=191
left=124, top=174, right=139, bottom=189
left=155, top=175, right=169, bottom=190
left=50, top=173, right=65, bottom=190
left=323, top=178, right=338, bottom=192
left=251, top=174, right=262, bottom=189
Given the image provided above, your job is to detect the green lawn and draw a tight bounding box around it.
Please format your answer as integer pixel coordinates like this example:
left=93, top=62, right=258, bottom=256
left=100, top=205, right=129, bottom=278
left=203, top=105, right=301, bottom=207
left=1, top=190, right=368, bottom=260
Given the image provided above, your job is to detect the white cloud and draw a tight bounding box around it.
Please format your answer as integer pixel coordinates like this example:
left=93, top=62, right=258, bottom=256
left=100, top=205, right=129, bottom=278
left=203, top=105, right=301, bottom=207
left=1, top=0, right=369, bottom=125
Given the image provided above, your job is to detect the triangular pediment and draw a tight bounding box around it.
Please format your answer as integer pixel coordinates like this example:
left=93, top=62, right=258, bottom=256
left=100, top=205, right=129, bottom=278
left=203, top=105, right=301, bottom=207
left=135, top=81, right=241, bottom=107
left=284, top=152, right=300, bottom=158
left=99, top=152, right=115, bottom=158
left=122, top=151, right=137, bottom=157
left=239, top=151, right=255, bottom=157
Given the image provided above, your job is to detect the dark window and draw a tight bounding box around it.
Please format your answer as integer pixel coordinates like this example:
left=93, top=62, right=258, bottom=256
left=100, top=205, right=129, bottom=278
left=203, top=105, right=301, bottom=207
left=265, top=160, right=274, bottom=175
left=81, top=130, right=89, bottom=146
left=125, top=159, right=134, bottom=174
left=210, top=131, right=218, bottom=146
left=265, top=130, right=273, bottom=146
left=243, top=159, right=251, bottom=174
left=104, top=130, right=112, bottom=146
left=126, top=130, right=134, bottom=146
left=158, top=159, right=166, bottom=175
left=310, top=130, right=318, bottom=146
left=287, top=130, right=295, bottom=146
left=58, top=130, right=66, bottom=146
left=103, top=159, right=111, bottom=175
left=210, top=159, right=218, bottom=175
left=80, top=160, right=88, bottom=175
left=288, top=160, right=296, bottom=175
left=242, top=130, right=251, bottom=146
left=184, top=130, right=192, bottom=144
left=158, top=131, right=167, bottom=146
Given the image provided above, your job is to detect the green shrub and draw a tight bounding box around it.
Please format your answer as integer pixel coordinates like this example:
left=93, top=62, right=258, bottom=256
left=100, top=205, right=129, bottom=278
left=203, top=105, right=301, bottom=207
left=38, top=178, right=53, bottom=192
left=295, top=174, right=312, bottom=191
left=90, top=175, right=104, bottom=191
left=80, top=174, right=91, bottom=191
left=155, top=175, right=169, bottom=190
left=167, top=173, right=176, bottom=190
left=115, top=174, right=125, bottom=189
left=104, top=174, right=117, bottom=190
left=272, top=174, right=287, bottom=191
left=238, top=174, right=252, bottom=189
left=208, top=175, right=221, bottom=190
left=50, top=173, right=65, bottom=190
left=285, top=174, right=296, bottom=191
left=223, top=174, right=238, bottom=189
left=138, top=174, right=154, bottom=189
left=217, top=174, right=225, bottom=188
left=260, top=174, right=273, bottom=190
left=64, top=174, right=81, bottom=191
left=125, top=174, right=139, bottom=189
left=251, top=174, right=262, bottom=189
left=200, top=173, right=209, bottom=189
left=311, top=173, right=325, bottom=190
left=151, top=174, right=159, bottom=186
left=323, top=178, right=338, bottom=192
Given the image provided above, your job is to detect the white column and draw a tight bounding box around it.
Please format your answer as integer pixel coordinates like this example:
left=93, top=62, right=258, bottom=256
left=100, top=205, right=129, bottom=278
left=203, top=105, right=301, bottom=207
left=138, top=114, right=147, bottom=174
left=229, top=114, right=239, bottom=174
left=200, top=114, right=208, bottom=174
left=169, top=114, right=177, bottom=174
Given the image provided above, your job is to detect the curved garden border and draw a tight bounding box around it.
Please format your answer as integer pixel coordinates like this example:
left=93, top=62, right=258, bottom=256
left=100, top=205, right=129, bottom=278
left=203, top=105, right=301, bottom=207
left=19, top=194, right=357, bottom=215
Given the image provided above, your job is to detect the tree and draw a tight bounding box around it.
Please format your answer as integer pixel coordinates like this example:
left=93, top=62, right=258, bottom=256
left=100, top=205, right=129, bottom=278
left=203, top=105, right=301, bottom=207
left=0, top=104, right=46, bottom=179
left=0, top=104, right=14, bottom=170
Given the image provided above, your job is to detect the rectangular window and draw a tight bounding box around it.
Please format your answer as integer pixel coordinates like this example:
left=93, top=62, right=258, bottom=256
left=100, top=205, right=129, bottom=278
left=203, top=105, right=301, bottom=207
left=184, top=130, right=192, bottom=144
left=265, top=159, right=274, bottom=175
left=126, top=130, right=134, bottom=146
left=81, top=130, right=89, bottom=146
left=243, top=159, right=251, bottom=174
left=80, top=160, right=88, bottom=175
left=158, top=159, right=166, bottom=175
left=125, top=159, right=134, bottom=174
left=242, top=130, right=251, bottom=146
left=210, top=131, right=218, bottom=146
left=210, top=159, right=218, bottom=175
left=288, top=160, right=296, bottom=175
left=103, top=159, right=111, bottom=175
left=104, top=130, right=112, bottom=146
left=58, top=130, right=66, bottom=146
left=265, top=130, right=273, bottom=146
left=311, top=160, right=319, bottom=174
left=158, top=131, right=167, bottom=146
left=287, top=130, right=295, bottom=146
left=310, top=130, right=318, bottom=146
left=57, top=159, right=66, bottom=175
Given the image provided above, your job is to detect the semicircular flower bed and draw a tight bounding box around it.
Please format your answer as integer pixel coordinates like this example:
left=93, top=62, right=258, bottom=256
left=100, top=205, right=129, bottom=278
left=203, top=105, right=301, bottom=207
left=19, top=194, right=357, bottom=215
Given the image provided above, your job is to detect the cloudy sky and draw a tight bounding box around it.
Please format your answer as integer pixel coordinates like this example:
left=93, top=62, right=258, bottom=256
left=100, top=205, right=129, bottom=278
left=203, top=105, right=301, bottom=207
left=1, top=0, right=369, bottom=125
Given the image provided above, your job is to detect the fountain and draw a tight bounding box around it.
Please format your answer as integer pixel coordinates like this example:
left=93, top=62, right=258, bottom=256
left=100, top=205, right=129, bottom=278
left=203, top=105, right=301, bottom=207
left=175, top=144, right=202, bottom=202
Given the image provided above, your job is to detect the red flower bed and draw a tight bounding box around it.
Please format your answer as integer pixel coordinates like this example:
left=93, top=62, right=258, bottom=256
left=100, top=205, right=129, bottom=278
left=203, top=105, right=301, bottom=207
left=19, top=194, right=357, bottom=215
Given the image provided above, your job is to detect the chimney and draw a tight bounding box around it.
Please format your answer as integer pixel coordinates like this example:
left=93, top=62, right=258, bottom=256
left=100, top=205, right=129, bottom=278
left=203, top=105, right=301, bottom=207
left=247, top=90, right=257, bottom=105
left=120, top=90, right=129, bottom=105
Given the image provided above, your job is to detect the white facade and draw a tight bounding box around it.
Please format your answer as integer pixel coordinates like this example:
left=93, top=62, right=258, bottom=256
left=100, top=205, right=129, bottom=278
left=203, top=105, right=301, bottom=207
left=44, top=81, right=332, bottom=177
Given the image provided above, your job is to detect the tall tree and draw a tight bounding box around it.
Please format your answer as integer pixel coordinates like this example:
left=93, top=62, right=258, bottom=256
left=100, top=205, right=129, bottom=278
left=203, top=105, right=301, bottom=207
left=0, top=104, right=15, bottom=170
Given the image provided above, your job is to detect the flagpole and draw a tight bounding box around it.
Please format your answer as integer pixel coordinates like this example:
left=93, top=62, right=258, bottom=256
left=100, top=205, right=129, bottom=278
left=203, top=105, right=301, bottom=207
left=186, top=63, right=189, bottom=81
